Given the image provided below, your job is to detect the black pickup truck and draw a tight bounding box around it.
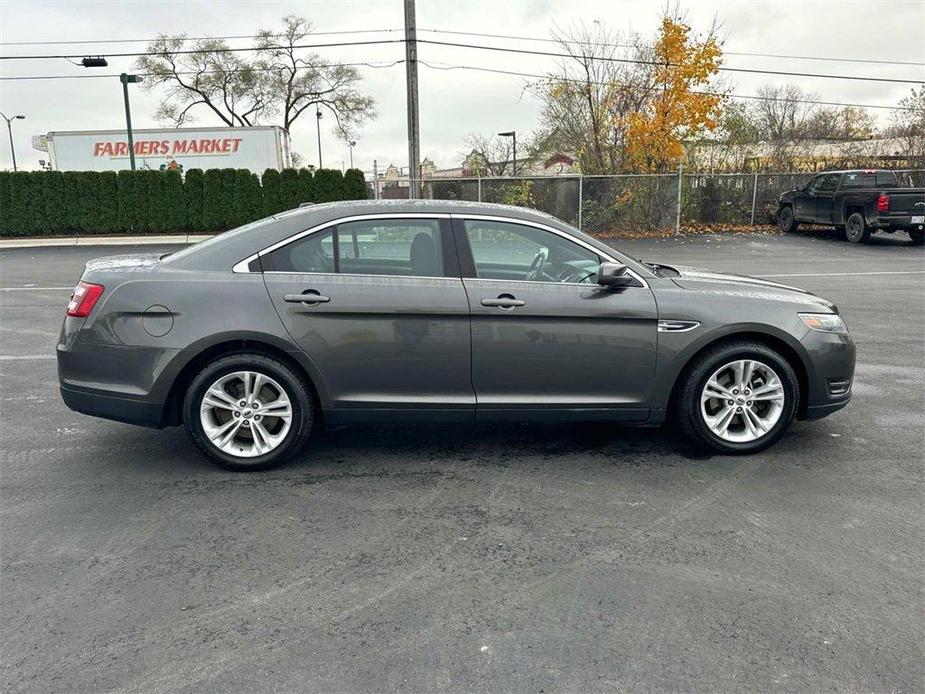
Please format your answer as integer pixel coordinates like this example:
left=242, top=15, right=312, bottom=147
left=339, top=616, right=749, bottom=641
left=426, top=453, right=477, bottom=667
left=777, top=169, right=925, bottom=244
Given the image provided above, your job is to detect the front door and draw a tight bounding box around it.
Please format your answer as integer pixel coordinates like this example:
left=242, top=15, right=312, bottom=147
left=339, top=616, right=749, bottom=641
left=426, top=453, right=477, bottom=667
left=455, top=217, right=658, bottom=420
left=262, top=216, right=474, bottom=417
left=812, top=173, right=840, bottom=223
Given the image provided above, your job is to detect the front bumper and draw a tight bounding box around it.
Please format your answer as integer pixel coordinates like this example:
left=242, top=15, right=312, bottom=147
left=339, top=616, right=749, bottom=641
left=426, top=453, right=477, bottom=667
left=797, top=327, right=856, bottom=421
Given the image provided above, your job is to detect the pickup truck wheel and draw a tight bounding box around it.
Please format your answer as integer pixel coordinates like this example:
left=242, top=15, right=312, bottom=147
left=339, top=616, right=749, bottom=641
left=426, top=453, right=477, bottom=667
left=844, top=212, right=870, bottom=244
left=909, top=229, right=924, bottom=245
left=777, top=206, right=798, bottom=233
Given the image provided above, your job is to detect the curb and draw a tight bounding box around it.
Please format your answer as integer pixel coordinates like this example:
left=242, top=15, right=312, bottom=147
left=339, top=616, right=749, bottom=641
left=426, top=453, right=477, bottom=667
left=0, top=234, right=213, bottom=250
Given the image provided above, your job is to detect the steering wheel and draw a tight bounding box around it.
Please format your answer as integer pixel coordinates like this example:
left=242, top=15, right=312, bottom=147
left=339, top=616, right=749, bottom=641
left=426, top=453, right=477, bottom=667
left=525, top=247, right=549, bottom=281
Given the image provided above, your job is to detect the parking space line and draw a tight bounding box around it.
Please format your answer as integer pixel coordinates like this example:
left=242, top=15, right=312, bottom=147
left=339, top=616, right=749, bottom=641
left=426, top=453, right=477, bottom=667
left=0, top=286, right=72, bottom=291
left=760, top=270, right=925, bottom=278
left=0, top=355, right=57, bottom=360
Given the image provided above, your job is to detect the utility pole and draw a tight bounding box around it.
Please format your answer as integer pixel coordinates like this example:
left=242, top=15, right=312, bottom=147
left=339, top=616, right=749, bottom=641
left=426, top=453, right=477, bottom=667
left=316, top=107, right=324, bottom=169
left=498, top=131, right=516, bottom=175
left=403, top=0, right=421, bottom=198
left=348, top=140, right=356, bottom=169
left=0, top=112, right=25, bottom=172
left=120, top=74, right=143, bottom=171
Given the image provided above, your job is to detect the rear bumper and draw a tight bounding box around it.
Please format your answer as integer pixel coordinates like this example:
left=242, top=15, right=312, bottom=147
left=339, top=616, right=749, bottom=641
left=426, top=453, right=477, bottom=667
left=60, top=384, right=164, bottom=428
left=872, top=214, right=925, bottom=231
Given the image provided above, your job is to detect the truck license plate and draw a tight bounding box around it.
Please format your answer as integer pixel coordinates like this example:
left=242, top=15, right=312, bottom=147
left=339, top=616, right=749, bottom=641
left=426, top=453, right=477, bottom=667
left=912, top=215, right=925, bottom=224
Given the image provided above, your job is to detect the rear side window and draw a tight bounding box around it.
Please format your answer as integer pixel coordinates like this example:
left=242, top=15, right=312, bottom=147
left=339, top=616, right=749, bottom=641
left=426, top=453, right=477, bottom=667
left=841, top=172, right=897, bottom=189
left=261, top=219, right=444, bottom=277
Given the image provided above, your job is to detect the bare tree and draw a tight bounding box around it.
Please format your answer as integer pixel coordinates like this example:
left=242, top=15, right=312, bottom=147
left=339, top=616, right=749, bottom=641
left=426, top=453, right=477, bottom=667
left=135, top=16, right=375, bottom=140
left=136, top=37, right=277, bottom=127
left=256, top=16, right=375, bottom=139
left=885, top=86, right=925, bottom=160
left=529, top=21, right=656, bottom=175
left=461, top=133, right=516, bottom=176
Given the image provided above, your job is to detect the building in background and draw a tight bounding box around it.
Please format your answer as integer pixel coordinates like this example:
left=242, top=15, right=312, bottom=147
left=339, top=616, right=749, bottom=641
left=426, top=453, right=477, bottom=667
left=33, top=125, right=291, bottom=173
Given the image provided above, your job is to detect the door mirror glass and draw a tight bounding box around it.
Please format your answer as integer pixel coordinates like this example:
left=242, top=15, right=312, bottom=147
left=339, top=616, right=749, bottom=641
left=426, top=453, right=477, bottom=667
left=597, top=262, right=634, bottom=287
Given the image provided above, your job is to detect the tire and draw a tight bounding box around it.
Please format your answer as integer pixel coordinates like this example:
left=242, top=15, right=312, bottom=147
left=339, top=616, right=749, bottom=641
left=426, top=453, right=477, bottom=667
left=844, top=212, right=870, bottom=244
left=909, top=229, right=924, bottom=245
left=676, top=340, right=799, bottom=455
left=183, top=352, right=314, bottom=471
left=777, top=206, right=798, bottom=233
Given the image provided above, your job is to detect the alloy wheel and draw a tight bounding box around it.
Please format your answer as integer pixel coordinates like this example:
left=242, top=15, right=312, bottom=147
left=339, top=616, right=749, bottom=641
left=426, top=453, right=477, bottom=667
left=199, top=370, right=293, bottom=458
left=700, top=359, right=785, bottom=443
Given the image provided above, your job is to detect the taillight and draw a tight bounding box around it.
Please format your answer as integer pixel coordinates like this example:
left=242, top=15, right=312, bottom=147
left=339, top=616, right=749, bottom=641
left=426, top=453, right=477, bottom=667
left=66, top=281, right=104, bottom=317
left=877, top=193, right=889, bottom=212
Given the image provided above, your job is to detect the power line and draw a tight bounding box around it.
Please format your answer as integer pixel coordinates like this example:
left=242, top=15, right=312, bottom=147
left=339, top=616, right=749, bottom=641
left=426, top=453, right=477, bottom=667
left=417, top=39, right=924, bottom=85
left=418, top=60, right=917, bottom=112
left=0, top=29, right=401, bottom=47
left=0, top=38, right=404, bottom=61
left=419, top=28, right=925, bottom=67
left=0, top=60, right=405, bottom=82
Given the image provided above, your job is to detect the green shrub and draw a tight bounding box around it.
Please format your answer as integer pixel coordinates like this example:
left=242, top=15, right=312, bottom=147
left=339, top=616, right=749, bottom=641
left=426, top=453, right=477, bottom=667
left=343, top=168, right=367, bottom=199
left=183, top=169, right=204, bottom=232
left=298, top=168, right=315, bottom=205
left=312, top=169, right=343, bottom=203
left=0, top=165, right=366, bottom=237
left=261, top=169, right=282, bottom=216
left=97, top=172, right=119, bottom=233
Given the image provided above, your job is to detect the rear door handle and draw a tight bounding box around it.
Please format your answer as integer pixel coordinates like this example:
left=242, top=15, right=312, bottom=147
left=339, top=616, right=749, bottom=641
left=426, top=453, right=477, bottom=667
left=284, top=291, right=331, bottom=305
left=481, top=295, right=525, bottom=309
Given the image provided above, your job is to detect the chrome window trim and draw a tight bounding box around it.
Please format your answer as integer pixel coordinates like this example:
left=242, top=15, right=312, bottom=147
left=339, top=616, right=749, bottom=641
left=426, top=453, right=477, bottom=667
left=452, top=213, right=650, bottom=289
left=232, top=212, right=452, bottom=274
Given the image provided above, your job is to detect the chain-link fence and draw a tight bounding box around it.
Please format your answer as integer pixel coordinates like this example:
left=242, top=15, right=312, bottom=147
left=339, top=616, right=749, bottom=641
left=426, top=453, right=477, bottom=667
left=368, top=169, right=925, bottom=234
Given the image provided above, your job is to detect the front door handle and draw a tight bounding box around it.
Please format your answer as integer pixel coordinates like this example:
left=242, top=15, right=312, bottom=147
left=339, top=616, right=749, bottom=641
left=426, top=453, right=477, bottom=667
left=284, top=291, right=331, bottom=305
left=481, top=294, right=525, bottom=309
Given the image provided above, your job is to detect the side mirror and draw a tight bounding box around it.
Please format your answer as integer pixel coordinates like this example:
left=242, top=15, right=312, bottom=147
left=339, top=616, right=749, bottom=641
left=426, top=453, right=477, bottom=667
left=597, top=262, right=634, bottom=288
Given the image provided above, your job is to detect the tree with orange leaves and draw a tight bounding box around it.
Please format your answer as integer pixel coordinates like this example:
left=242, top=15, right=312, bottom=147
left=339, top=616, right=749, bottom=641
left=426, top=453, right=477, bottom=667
left=622, top=18, right=724, bottom=173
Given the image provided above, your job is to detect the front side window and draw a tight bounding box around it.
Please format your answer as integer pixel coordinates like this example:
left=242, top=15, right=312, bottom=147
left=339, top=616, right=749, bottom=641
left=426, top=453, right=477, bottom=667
left=261, top=218, right=443, bottom=277
left=816, top=174, right=840, bottom=192
left=463, top=220, right=601, bottom=284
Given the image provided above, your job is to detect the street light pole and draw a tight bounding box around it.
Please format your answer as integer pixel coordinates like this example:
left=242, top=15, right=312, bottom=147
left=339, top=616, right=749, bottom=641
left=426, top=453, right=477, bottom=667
left=498, top=131, right=516, bottom=176
left=348, top=140, right=356, bottom=169
left=120, top=74, right=143, bottom=171
left=1, top=112, right=25, bottom=172
left=316, top=107, right=324, bottom=169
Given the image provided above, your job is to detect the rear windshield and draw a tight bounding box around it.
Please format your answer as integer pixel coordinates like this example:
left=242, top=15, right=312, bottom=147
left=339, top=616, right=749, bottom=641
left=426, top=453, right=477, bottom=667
left=840, top=171, right=897, bottom=189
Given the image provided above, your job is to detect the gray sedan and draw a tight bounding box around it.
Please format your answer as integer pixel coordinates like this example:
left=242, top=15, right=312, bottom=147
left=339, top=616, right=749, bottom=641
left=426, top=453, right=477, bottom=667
left=57, top=200, right=855, bottom=471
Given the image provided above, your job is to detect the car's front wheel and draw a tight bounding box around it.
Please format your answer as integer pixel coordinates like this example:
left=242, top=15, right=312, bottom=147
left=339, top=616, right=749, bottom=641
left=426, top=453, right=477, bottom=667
left=677, top=341, right=799, bottom=454
left=183, top=353, right=314, bottom=471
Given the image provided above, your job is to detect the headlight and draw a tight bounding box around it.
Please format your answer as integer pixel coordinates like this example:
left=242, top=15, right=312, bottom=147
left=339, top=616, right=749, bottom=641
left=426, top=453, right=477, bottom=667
left=799, top=312, right=848, bottom=334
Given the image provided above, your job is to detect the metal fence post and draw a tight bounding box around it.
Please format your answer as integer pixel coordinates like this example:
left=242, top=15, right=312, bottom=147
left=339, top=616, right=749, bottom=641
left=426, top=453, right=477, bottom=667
left=750, top=171, right=759, bottom=225
left=577, top=175, right=584, bottom=231
left=675, top=164, right=683, bottom=235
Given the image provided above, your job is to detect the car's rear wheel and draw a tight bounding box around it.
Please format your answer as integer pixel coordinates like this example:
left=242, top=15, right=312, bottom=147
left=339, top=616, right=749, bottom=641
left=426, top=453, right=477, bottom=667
left=909, top=229, right=924, bottom=245
left=844, top=212, right=870, bottom=244
left=777, top=206, right=798, bottom=233
left=183, top=353, right=313, bottom=471
left=677, top=341, right=799, bottom=454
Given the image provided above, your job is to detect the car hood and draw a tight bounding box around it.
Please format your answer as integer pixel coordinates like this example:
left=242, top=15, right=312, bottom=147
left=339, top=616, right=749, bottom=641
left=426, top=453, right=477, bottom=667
left=666, top=265, right=836, bottom=311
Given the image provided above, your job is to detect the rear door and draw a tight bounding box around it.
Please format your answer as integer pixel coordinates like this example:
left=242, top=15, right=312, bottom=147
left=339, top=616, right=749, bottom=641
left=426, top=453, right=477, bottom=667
left=261, top=215, right=474, bottom=417
left=454, top=216, right=658, bottom=420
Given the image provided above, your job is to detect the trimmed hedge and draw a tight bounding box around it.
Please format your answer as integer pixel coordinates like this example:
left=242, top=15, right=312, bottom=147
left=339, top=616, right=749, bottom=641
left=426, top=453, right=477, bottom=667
left=0, top=167, right=367, bottom=237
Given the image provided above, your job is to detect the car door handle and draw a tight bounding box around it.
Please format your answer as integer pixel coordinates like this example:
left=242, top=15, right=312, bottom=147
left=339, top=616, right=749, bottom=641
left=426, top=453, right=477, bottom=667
left=481, top=295, right=525, bottom=309
left=284, top=291, right=331, bottom=304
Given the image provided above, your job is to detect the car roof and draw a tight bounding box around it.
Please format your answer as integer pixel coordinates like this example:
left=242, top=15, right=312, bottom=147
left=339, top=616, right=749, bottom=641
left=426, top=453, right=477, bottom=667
left=164, top=198, right=620, bottom=272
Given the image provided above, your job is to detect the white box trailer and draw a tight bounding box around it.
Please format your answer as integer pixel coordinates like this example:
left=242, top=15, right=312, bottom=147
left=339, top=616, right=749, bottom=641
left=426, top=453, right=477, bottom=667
left=36, top=125, right=291, bottom=173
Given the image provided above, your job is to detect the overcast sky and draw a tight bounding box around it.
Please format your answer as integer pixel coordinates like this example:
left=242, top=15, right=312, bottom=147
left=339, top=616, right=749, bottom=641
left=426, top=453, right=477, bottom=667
left=1, top=0, right=923, bottom=173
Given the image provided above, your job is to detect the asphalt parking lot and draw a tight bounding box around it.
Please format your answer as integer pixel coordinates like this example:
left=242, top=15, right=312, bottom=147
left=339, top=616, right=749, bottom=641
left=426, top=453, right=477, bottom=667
left=1, top=229, right=923, bottom=692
